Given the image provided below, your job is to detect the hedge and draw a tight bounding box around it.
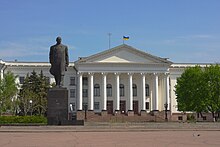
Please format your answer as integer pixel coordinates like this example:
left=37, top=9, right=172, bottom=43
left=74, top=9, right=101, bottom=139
left=0, top=116, right=47, bottom=124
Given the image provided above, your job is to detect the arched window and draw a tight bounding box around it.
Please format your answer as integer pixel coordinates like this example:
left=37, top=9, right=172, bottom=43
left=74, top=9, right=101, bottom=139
left=107, top=84, right=112, bottom=97
left=146, top=84, right=150, bottom=96
left=120, top=84, right=125, bottom=97
left=94, top=84, right=100, bottom=96
left=133, top=84, right=137, bottom=96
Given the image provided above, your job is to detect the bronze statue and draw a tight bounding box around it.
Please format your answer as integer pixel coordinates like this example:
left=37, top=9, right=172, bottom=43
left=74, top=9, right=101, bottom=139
left=49, top=37, right=69, bottom=87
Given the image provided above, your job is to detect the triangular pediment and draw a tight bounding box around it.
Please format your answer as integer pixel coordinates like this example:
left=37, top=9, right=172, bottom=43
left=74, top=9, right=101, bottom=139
left=76, top=44, right=172, bottom=64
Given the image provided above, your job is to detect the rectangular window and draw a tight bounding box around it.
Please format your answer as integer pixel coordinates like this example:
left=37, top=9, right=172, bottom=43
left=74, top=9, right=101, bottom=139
left=19, top=76, right=25, bottom=84
left=70, top=77, right=75, bottom=86
left=94, top=102, right=100, bottom=110
left=146, top=102, right=149, bottom=110
left=70, top=89, right=76, bottom=98
left=178, top=116, right=183, bottom=120
left=83, top=77, right=88, bottom=86
left=83, top=89, right=88, bottom=97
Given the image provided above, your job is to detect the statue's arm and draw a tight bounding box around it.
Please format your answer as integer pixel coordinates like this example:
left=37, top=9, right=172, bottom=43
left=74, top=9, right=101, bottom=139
left=49, top=47, right=53, bottom=64
left=65, top=46, right=69, bottom=67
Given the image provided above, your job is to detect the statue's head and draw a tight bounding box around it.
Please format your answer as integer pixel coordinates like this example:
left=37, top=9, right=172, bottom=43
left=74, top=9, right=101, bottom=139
left=56, top=36, right=62, bottom=44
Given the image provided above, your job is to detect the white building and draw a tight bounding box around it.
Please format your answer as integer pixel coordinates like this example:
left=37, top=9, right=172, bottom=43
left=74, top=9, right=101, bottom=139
left=0, top=44, right=212, bottom=121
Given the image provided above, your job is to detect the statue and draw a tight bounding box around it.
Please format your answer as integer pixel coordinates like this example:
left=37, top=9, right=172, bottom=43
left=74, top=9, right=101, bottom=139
left=49, top=37, right=69, bottom=87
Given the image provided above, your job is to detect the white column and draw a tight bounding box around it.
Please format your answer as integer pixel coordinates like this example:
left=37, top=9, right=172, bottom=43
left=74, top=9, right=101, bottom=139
left=141, top=73, right=146, bottom=111
left=88, top=73, right=94, bottom=110
left=102, top=73, right=107, bottom=111
left=165, top=73, right=170, bottom=110
left=115, top=73, right=120, bottom=111
left=128, top=73, right=133, bottom=111
left=154, top=73, right=159, bottom=110
left=77, top=72, right=83, bottom=110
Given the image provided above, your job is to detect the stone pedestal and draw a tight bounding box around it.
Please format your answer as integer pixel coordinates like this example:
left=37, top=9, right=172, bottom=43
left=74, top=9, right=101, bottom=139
left=114, top=110, right=121, bottom=116
left=140, top=110, right=147, bottom=116
left=127, top=110, right=134, bottom=116
left=47, top=87, right=68, bottom=125
left=101, top=110, right=108, bottom=116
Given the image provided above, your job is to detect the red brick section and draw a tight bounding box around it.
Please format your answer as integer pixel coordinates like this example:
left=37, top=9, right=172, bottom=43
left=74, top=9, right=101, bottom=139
left=76, top=111, right=173, bottom=122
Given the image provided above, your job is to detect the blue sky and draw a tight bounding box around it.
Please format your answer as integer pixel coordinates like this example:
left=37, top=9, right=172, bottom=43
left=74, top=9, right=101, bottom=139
left=0, top=0, right=220, bottom=63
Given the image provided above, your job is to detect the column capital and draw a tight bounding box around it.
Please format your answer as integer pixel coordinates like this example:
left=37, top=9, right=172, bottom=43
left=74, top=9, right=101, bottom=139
left=127, top=73, right=134, bottom=76
left=88, top=72, right=94, bottom=75
left=140, top=73, right=147, bottom=76
left=114, top=72, right=120, bottom=76
left=101, top=72, right=108, bottom=76
left=77, top=72, right=84, bottom=75
left=153, top=72, right=158, bottom=76
left=164, top=72, right=170, bottom=76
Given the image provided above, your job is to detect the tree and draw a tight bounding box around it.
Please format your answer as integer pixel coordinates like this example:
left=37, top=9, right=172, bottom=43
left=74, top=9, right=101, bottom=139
left=175, top=65, right=220, bottom=121
left=18, top=70, right=50, bottom=116
left=203, top=65, right=220, bottom=121
left=175, top=66, right=206, bottom=114
left=0, top=72, right=18, bottom=115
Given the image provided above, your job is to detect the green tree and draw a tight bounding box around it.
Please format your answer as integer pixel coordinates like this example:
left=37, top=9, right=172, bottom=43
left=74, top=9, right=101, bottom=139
left=175, top=66, right=207, bottom=113
left=0, top=72, right=18, bottom=115
left=18, top=70, right=50, bottom=116
left=203, top=65, right=220, bottom=121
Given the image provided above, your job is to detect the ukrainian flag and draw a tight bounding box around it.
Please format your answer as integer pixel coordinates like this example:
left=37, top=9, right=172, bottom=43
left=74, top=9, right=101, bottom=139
left=123, top=36, right=129, bottom=40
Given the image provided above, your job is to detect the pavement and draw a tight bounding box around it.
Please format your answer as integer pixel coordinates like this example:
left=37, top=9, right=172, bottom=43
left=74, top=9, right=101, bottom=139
left=0, top=122, right=220, bottom=147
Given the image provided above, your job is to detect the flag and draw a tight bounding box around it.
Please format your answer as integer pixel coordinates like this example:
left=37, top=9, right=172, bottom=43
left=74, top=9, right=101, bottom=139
left=123, top=36, right=129, bottom=40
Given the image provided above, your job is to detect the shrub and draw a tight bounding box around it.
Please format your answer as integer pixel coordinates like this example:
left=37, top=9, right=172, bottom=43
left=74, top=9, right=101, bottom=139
left=0, top=116, right=47, bottom=124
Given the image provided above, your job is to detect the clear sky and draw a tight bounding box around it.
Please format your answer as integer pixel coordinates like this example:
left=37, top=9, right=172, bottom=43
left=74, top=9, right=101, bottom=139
left=0, top=0, right=220, bottom=63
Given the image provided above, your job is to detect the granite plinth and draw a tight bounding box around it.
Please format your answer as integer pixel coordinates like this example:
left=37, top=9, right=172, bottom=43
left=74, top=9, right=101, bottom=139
left=47, top=87, right=68, bottom=125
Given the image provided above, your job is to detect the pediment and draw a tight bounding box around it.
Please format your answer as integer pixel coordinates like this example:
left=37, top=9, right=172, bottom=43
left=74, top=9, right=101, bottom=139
left=76, top=44, right=172, bottom=64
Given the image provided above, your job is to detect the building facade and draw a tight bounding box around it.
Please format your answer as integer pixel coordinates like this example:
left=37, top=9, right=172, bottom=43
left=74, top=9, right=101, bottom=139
left=0, top=44, right=212, bottom=121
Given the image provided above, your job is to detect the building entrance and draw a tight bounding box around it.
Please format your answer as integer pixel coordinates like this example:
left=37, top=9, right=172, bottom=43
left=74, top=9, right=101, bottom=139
left=120, top=100, right=126, bottom=114
left=133, top=101, right=139, bottom=114
left=107, top=100, right=113, bottom=114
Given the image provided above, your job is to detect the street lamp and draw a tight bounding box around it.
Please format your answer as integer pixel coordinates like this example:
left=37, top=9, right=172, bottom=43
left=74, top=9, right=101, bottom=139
left=29, top=100, right=33, bottom=116
left=164, top=103, right=168, bottom=121
left=84, top=104, right=88, bottom=121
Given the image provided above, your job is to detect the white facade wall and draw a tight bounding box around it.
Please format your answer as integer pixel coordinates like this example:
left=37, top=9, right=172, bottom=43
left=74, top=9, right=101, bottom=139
left=1, top=45, right=213, bottom=116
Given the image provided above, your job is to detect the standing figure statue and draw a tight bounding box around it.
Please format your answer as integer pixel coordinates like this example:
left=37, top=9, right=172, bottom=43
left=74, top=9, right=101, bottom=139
left=49, top=36, right=69, bottom=87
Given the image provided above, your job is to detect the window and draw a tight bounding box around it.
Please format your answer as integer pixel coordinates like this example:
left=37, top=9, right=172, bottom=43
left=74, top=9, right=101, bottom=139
left=83, top=89, right=88, bottom=97
left=94, top=102, right=100, bottom=110
left=120, top=84, right=125, bottom=97
left=19, top=76, right=25, bottom=84
left=83, top=77, right=88, bottom=86
left=94, top=84, right=100, bottom=96
left=145, top=84, right=150, bottom=96
left=70, top=77, right=75, bottom=85
left=178, top=116, right=183, bottom=120
left=133, top=84, right=137, bottom=96
left=146, top=102, right=149, bottom=110
left=70, top=89, right=76, bottom=98
left=107, top=84, right=112, bottom=97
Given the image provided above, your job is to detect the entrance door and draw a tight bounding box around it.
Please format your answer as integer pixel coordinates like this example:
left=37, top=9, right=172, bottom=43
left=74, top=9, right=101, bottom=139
left=133, top=101, right=139, bottom=114
left=107, top=101, right=113, bottom=114
left=120, top=100, right=126, bottom=114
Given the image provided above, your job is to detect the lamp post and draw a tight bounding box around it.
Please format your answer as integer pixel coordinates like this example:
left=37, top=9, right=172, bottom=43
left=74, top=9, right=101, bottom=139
left=29, top=100, right=33, bottom=116
left=84, top=104, right=87, bottom=121
left=164, top=103, right=168, bottom=121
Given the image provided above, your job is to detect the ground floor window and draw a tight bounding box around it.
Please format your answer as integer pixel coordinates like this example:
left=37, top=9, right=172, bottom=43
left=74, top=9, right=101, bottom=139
left=146, top=102, right=149, bottom=110
left=94, top=102, right=100, bottom=110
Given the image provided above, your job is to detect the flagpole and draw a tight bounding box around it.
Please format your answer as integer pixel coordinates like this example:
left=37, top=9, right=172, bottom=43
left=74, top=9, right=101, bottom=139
left=108, top=33, right=112, bottom=49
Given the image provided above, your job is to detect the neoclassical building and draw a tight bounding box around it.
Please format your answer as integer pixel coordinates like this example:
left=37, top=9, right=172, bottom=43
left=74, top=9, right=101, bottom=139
left=0, top=44, right=212, bottom=121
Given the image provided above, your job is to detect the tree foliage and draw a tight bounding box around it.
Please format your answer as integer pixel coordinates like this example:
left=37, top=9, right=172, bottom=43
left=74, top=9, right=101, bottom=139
left=175, top=65, right=220, bottom=121
left=0, top=72, right=18, bottom=115
left=18, top=70, right=50, bottom=116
